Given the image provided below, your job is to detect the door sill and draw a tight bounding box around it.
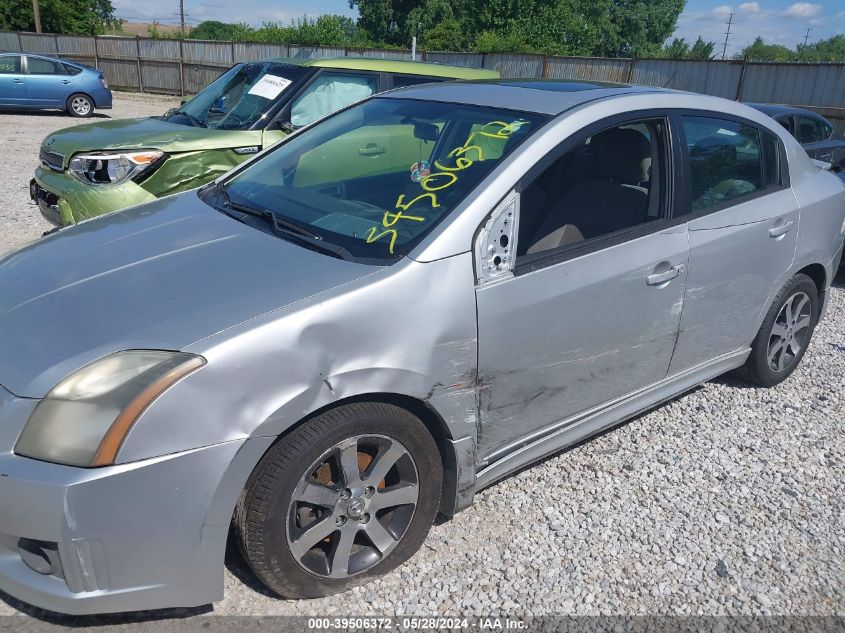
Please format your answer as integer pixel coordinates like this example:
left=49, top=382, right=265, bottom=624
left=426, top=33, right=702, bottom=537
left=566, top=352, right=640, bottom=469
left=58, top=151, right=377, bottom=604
left=475, top=347, right=750, bottom=491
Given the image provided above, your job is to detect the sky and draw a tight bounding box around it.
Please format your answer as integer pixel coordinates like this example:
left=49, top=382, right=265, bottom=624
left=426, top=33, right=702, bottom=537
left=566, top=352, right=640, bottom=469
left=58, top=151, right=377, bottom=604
left=113, top=0, right=845, bottom=55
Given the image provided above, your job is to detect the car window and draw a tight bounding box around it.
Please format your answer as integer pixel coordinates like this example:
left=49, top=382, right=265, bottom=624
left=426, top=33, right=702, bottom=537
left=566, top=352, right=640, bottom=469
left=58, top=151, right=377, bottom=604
left=392, top=74, right=444, bottom=89
left=290, top=72, right=379, bottom=129
left=682, top=116, right=764, bottom=213
left=27, top=57, right=65, bottom=75
left=796, top=116, right=831, bottom=144
left=215, top=98, right=544, bottom=261
left=63, top=64, right=83, bottom=76
left=0, top=55, right=22, bottom=74
left=776, top=116, right=794, bottom=135
left=516, top=119, right=667, bottom=259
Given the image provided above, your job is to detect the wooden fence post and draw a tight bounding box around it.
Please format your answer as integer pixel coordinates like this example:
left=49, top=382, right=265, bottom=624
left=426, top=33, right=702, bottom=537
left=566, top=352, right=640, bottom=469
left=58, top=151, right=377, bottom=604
left=735, top=55, right=749, bottom=101
left=179, top=38, right=185, bottom=96
left=53, top=32, right=59, bottom=57
left=626, top=56, right=636, bottom=84
left=93, top=35, right=99, bottom=68
left=541, top=54, right=549, bottom=78
left=231, top=39, right=235, bottom=64
left=136, top=35, right=143, bottom=92
left=16, top=30, right=22, bottom=52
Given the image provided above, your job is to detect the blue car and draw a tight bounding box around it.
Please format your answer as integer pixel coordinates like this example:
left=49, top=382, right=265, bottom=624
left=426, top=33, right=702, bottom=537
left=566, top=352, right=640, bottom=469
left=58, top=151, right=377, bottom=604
left=0, top=53, right=112, bottom=117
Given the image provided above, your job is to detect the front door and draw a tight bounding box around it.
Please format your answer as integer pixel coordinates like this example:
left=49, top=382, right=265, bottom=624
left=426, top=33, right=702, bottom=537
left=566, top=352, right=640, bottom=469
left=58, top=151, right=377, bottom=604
left=475, top=115, right=689, bottom=459
left=0, top=55, right=26, bottom=106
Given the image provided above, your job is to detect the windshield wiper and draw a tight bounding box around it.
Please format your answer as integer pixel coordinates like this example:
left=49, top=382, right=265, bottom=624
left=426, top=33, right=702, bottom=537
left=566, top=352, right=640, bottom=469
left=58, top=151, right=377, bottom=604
left=211, top=182, right=355, bottom=260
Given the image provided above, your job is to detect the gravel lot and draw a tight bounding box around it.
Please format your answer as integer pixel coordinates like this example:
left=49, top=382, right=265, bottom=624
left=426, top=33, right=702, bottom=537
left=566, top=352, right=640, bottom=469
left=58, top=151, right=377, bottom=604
left=0, top=93, right=843, bottom=623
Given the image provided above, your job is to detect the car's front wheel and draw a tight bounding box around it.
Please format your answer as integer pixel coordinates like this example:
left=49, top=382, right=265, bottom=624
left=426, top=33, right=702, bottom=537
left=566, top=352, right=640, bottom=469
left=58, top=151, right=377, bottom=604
left=235, top=402, right=442, bottom=598
left=67, top=93, right=94, bottom=117
left=737, top=273, right=819, bottom=387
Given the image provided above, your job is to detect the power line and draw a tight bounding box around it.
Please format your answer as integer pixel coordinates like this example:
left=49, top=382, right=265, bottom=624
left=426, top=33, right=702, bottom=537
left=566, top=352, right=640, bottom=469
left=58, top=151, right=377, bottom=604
left=802, top=27, right=812, bottom=47
left=721, top=12, right=733, bottom=60
left=179, top=0, right=185, bottom=37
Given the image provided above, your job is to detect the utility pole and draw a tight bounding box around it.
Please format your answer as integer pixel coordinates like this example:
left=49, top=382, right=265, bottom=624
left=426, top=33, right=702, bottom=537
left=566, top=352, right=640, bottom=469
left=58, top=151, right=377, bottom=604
left=802, top=28, right=811, bottom=46
left=31, top=0, right=42, bottom=33
left=179, top=0, right=186, bottom=37
left=721, top=12, right=733, bottom=60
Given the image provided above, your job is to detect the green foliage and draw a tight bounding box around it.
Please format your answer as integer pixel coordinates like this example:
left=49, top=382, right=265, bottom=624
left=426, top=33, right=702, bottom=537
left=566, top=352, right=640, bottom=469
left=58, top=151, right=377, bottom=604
left=349, top=0, right=685, bottom=56
left=736, top=37, right=795, bottom=61
left=735, top=35, right=845, bottom=63
left=659, top=36, right=715, bottom=60
left=797, top=34, right=845, bottom=62
left=0, top=0, right=120, bottom=35
left=188, top=20, right=252, bottom=41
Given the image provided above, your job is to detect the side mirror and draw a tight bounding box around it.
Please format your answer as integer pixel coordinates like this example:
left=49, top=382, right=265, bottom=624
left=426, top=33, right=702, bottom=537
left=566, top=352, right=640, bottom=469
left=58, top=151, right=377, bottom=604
left=180, top=94, right=194, bottom=106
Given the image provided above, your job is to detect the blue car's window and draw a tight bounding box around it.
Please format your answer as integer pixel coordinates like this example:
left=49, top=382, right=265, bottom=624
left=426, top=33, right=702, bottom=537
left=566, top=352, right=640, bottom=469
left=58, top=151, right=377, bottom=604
left=214, top=98, right=545, bottom=261
left=173, top=62, right=309, bottom=131
left=27, top=57, right=65, bottom=75
left=0, top=56, right=21, bottom=74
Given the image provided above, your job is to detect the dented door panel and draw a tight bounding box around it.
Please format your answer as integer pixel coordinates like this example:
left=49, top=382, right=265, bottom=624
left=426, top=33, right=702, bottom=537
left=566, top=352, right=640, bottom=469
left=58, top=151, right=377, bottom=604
left=475, top=225, right=689, bottom=461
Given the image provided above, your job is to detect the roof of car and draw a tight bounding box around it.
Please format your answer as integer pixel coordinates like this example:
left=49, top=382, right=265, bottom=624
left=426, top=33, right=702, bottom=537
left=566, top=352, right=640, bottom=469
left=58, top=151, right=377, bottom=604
left=381, top=79, right=670, bottom=115
left=745, top=102, right=825, bottom=119
left=262, top=56, right=499, bottom=79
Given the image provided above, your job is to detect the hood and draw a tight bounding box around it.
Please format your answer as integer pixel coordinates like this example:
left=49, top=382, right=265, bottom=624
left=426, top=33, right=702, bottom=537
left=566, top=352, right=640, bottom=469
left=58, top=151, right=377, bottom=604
left=0, top=194, right=380, bottom=398
left=42, top=118, right=263, bottom=164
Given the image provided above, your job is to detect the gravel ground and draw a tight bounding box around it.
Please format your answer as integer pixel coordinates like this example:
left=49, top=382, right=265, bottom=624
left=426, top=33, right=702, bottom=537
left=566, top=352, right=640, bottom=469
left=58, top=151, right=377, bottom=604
left=0, top=93, right=843, bottom=623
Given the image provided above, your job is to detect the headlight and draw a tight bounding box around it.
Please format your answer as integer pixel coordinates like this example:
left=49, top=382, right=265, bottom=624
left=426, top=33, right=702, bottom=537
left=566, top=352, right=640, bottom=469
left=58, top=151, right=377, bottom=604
left=15, top=351, right=204, bottom=467
left=68, top=150, right=164, bottom=185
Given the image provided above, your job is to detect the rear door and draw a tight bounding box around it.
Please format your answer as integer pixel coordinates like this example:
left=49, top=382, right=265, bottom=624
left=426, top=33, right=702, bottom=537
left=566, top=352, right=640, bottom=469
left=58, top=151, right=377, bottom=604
left=0, top=55, right=26, bottom=106
left=668, top=113, right=797, bottom=374
left=24, top=56, right=71, bottom=108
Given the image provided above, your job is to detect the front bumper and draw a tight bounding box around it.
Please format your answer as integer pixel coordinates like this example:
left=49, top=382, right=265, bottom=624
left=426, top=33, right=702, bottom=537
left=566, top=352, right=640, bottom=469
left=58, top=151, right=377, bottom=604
left=33, top=165, right=156, bottom=226
left=0, top=386, right=272, bottom=615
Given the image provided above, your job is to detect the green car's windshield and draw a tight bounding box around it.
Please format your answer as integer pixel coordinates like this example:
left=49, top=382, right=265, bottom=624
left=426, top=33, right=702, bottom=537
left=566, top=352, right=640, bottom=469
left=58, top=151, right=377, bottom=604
left=212, top=98, right=545, bottom=261
left=171, top=62, right=308, bottom=130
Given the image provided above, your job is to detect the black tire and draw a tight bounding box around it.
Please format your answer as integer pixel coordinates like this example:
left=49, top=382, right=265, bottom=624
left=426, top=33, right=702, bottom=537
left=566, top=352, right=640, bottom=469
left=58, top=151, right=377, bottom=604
left=235, top=402, right=442, bottom=598
left=736, top=273, right=819, bottom=387
left=66, top=93, right=94, bottom=118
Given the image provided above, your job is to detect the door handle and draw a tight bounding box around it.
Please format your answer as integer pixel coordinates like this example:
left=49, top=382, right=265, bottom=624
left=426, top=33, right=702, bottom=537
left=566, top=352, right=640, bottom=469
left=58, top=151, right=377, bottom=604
left=60, top=79, right=71, bottom=84
left=359, top=143, right=386, bottom=157
left=12, top=78, right=23, bottom=83
left=769, top=219, right=794, bottom=239
left=647, top=263, right=685, bottom=286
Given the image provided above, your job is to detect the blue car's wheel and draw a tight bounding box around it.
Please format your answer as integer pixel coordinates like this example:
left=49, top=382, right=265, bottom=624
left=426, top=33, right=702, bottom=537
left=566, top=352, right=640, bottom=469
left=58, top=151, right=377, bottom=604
left=67, top=93, right=93, bottom=118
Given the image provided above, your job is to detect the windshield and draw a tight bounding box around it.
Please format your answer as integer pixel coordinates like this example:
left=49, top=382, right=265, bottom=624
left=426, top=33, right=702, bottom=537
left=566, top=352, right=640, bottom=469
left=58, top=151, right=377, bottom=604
left=170, top=62, right=308, bottom=130
left=209, top=98, right=545, bottom=261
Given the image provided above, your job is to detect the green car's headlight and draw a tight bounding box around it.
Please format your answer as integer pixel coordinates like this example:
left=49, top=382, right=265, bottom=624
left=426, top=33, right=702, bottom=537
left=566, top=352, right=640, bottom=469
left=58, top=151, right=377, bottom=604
left=68, top=150, right=164, bottom=185
left=15, top=351, right=204, bottom=467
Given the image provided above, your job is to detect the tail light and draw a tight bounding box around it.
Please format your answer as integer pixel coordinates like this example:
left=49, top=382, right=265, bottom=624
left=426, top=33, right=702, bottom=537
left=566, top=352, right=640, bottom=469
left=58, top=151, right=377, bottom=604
left=100, top=75, right=108, bottom=89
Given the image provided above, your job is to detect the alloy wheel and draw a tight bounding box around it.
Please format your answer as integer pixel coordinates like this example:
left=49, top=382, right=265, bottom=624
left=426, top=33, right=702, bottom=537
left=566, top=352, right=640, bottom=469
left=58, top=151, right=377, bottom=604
left=71, top=96, right=91, bottom=116
left=286, top=434, right=419, bottom=579
left=767, top=291, right=812, bottom=372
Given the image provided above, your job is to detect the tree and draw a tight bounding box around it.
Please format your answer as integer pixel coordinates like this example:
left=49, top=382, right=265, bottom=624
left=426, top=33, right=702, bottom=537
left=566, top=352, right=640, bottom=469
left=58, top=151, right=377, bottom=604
left=189, top=21, right=252, bottom=41
left=350, top=0, right=685, bottom=56
left=736, top=37, right=795, bottom=61
left=660, top=36, right=714, bottom=60
left=797, top=34, right=845, bottom=62
left=0, top=0, right=120, bottom=34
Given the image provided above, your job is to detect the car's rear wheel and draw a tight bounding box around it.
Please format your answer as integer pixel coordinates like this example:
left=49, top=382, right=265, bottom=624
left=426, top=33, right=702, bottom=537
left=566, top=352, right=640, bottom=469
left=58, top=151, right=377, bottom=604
left=235, top=402, right=442, bottom=598
left=67, top=93, right=93, bottom=117
left=736, top=273, right=819, bottom=387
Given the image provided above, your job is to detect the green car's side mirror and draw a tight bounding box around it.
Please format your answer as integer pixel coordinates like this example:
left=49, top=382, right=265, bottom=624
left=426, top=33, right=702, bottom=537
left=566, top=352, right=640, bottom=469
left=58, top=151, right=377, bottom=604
left=180, top=94, right=194, bottom=106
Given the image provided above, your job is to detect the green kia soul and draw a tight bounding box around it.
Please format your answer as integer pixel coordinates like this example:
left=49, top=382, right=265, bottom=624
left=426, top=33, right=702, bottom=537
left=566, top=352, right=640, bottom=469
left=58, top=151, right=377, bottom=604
left=31, top=58, right=498, bottom=226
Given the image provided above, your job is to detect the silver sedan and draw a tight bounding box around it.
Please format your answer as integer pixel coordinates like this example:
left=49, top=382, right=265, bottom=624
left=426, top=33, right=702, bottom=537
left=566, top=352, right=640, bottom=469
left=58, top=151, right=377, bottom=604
left=0, top=80, right=843, bottom=615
